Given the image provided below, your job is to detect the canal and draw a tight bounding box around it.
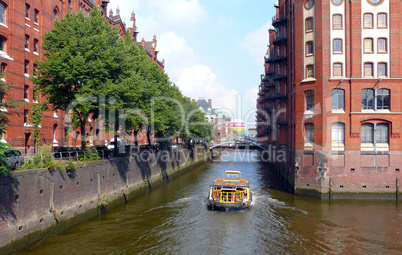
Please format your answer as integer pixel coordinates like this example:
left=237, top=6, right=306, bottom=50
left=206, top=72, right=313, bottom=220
left=19, top=151, right=401, bottom=254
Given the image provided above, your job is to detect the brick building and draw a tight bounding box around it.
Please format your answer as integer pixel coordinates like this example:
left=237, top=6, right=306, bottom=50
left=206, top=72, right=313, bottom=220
left=0, top=0, right=163, bottom=154
left=257, top=0, right=401, bottom=198
left=196, top=98, right=231, bottom=143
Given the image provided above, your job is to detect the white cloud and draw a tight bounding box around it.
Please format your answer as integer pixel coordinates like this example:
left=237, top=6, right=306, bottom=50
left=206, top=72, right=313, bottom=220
left=109, top=0, right=207, bottom=40
left=177, top=65, right=239, bottom=113
left=240, top=21, right=271, bottom=64
left=157, top=32, right=199, bottom=82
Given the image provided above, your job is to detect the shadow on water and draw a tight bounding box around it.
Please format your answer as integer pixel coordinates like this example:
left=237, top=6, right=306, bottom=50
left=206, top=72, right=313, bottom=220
left=17, top=150, right=402, bottom=255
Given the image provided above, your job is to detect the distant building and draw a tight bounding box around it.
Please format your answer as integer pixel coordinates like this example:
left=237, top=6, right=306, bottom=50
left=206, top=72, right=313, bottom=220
left=196, top=98, right=231, bottom=143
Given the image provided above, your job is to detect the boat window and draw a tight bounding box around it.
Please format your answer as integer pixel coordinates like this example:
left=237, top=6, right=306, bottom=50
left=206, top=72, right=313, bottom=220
left=226, top=173, right=239, bottom=178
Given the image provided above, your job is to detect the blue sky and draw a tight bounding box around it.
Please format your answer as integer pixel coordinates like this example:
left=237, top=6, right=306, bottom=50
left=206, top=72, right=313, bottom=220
left=108, top=0, right=274, bottom=127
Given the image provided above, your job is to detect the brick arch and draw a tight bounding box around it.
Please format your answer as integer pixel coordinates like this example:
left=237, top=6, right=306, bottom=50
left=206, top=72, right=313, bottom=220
left=359, top=117, right=393, bottom=124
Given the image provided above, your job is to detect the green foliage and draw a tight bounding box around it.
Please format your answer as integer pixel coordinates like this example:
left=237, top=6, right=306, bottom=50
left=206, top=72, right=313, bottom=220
left=0, top=73, right=20, bottom=137
left=98, top=194, right=110, bottom=207
left=29, top=98, right=49, bottom=152
left=66, top=160, right=77, bottom=173
left=0, top=142, right=13, bottom=176
left=31, top=8, right=122, bottom=150
left=29, top=8, right=213, bottom=150
left=20, top=145, right=55, bottom=170
left=78, top=148, right=100, bottom=162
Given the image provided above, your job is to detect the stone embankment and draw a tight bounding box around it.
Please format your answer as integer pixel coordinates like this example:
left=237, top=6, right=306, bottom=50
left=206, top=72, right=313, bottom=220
left=0, top=147, right=209, bottom=254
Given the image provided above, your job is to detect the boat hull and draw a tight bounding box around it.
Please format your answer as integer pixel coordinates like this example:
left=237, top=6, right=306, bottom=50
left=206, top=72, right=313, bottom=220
left=206, top=195, right=252, bottom=212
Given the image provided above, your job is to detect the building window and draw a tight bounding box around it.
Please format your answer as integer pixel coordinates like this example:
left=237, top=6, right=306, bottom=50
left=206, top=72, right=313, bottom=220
left=377, top=13, right=387, bottom=28
left=306, top=17, right=313, bottom=32
left=333, top=63, right=343, bottom=76
left=361, top=123, right=374, bottom=143
left=362, top=88, right=389, bottom=111
left=378, top=62, right=387, bottom=77
left=24, top=110, right=28, bottom=124
left=361, top=123, right=389, bottom=151
left=306, top=41, right=313, bottom=56
left=53, top=8, right=58, bottom=21
left=33, top=63, right=38, bottom=75
left=377, top=89, right=390, bottom=110
left=305, top=123, right=314, bottom=144
left=378, top=38, right=386, bottom=53
left=368, top=0, right=384, bottom=5
left=364, top=38, right=373, bottom=53
left=0, top=37, right=6, bottom=52
left=333, top=14, right=342, bottom=29
left=305, top=90, right=314, bottom=112
left=332, top=123, right=345, bottom=150
left=305, top=0, right=314, bottom=9
left=25, top=34, right=29, bottom=49
left=0, top=62, right=5, bottom=74
left=376, top=123, right=389, bottom=143
left=333, top=39, right=342, bottom=53
left=363, top=13, right=373, bottom=28
left=364, top=63, right=373, bottom=77
left=332, top=89, right=345, bottom=110
left=362, top=89, right=374, bottom=110
left=306, top=65, right=314, bottom=78
left=34, top=9, right=39, bottom=24
left=24, top=60, right=29, bottom=74
left=24, top=85, right=29, bottom=100
left=33, top=39, right=38, bottom=52
left=0, top=3, right=6, bottom=25
left=33, top=87, right=37, bottom=102
left=332, top=0, right=343, bottom=5
left=25, top=4, right=30, bottom=19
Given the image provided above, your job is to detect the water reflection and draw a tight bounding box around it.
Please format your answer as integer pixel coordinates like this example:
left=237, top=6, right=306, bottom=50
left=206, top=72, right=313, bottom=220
left=19, top=150, right=401, bottom=255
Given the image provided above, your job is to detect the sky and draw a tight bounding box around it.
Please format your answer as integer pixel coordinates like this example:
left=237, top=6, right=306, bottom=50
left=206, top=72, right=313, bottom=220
left=108, top=0, right=274, bottom=128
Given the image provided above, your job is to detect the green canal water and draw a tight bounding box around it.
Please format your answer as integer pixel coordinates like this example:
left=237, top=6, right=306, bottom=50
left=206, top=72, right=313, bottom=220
left=18, top=151, right=401, bottom=254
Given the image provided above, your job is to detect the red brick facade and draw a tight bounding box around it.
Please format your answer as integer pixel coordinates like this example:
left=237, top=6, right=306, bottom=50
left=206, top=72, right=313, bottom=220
left=257, top=0, right=401, bottom=198
left=0, top=0, right=163, bottom=154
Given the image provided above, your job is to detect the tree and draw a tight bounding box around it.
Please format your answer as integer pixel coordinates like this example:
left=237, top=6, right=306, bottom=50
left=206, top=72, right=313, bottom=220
left=0, top=72, right=19, bottom=141
left=28, top=88, right=49, bottom=153
left=31, top=8, right=123, bottom=150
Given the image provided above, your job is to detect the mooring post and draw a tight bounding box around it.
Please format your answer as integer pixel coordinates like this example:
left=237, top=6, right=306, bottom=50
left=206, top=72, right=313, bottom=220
left=397, top=177, right=400, bottom=201
left=329, top=177, right=332, bottom=200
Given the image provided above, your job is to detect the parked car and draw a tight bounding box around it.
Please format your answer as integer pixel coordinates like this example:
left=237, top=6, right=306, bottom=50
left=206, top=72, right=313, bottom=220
left=126, top=145, right=138, bottom=156
left=139, top=144, right=159, bottom=153
left=108, top=138, right=126, bottom=154
left=4, top=149, right=24, bottom=169
left=94, top=145, right=111, bottom=159
left=52, top=146, right=72, bottom=158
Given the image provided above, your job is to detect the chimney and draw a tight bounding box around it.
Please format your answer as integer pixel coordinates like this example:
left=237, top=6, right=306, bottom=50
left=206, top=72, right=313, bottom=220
left=141, top=38, right=145, bottom=47
left=109, top=9, right=113, bottom=17
left=208, top=99, right=212, bottom=107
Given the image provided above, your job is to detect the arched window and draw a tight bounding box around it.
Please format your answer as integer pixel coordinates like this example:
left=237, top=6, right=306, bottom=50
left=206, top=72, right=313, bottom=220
left=377, top=89, right=390, bottom=110
left=53, top=8, right=59, bottom=21
left=305, top=123, right=314, bottom=144
left=53, top=124, right=57, bottom=139
left=0, top=36, right=6, bottom=52
left=0, top=3, right=6, bottom=24
left=332, top=89, right=345, bottom=110
left=332, top=123, right=345, bottom=143
left=361, top=122, right=389, bottom=151
left=305, top=90, right=314, bottom=112
left=362, top=89, right=374, bottom=110
left=0, top=62, right=6, bottom=74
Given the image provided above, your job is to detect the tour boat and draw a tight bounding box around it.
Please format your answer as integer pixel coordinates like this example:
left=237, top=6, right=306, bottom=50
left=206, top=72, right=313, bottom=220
left=206, top=170, right=252, bottom=211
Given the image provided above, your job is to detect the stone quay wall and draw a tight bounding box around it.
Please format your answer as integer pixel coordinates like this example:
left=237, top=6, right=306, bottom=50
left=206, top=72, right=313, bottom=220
left=0, top=147, right=209, bottom=254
